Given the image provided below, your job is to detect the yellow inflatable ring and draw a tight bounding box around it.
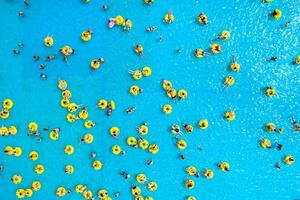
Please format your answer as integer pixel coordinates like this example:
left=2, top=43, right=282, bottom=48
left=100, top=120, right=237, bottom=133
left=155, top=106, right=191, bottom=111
left=78, top=109, right=88, bottom=120
left=135, top=44, right=144, bottom=54
left=24, top=189, right=33, bottom=197
left=148, top=144, right=159, bottom=154
left=177, top=139, right=187, bottom=150
left=97, top=99, right=108, bottom=109
left=0, top=126, right=9, bottom=136
left=92, top=160, right=103, bottom=170
left=162, top=80, right=172, bottom=90
left=60, top=99, right=70, bottom=108
left=198, top=13, right=208, bottom=24
left=218, top=162, right=230, bottom=171
left=272, top=9, right=282, bottom=19
left=90, top=59, right=100, bottom=70
left=29, top=151, right=39, bottom=161
left=58, top=80, right=68, bottom=90
left=139, top=139, right=149, bottom=150
left=230, top=62, right=240, bottom=72
left=97, top=189, right=108, bottom=199
left=178, top=89, right=188, bottom=99
left=108, top=100, right=116, bottom=110
left=62, top=90, right=72, bottom=99
left=131, top=185, right=141, bottom=196
left=34, top=164, right=45, bottom=174
left=9, top=126, right=18, bottom=135
left=84, top=120, right=95, bottom=129
left=132, top=70, right=143, bottom=80
left=224, top=110, right=235, bottom=121
left=162, top=104, right=172, bottom=114
left=56, top=186, right=67, bottom=197
left=204, top=169, right=214, bottom=179
left=265, top=122, right=276, bottom=132
left=64, top=145, right=74, bottom=155
left=266, top=87, right=276, bottom=97
left=0, top=109, right=9, bottom=119
left=127, top=136, right=137, bottom=146
left=194, top=48, right=204, bottom=58
left=83, top=133, right=94, bottom=144
left=295, top=56, right=300, bottom=65
left=16, top=189, right=25, bottom=199
left=164, top=12, right=174, bottom=24
left=31, top=181, right=41, bottom=191
left=66, top=113, right=76, bottom=123
left=142, top=66, right=152, bottom=77
left=224, top=76, right=235, bottom=87
left=112, top=145, right=121, bottom=155
left=75, top=184, right=86, bottom=193
left=130, top=85, right=141, bottom=96
left=184, top=124, right=194, bottom=133
left=4, top=146, right=14, bottom=155
left=83, top=190, right=93, bottom=199
left=167, top=88, right=177, bottom=99
left=221, top=30, right=231, bottom=40
left=110, top=126, right=120, bottom=138
left=185, top=179, right=195, bottom=189
left=136, top=173, right=147, bottom=183
left=2, top=98, right=13, bottom=110
left=260, top=138, right=271, bottom=149
left=65, top=164, right=74, bottom=174
left=284, top=155, right=295, bottom=165
left=211, top=43, right=221, bottom=54
left=13, top=147, right=22, bottom=157
left=81, top=30, right=92, bottom=42
left=60, top=45, right=74, bottom=56
left=12, top=174, right=22, bottom=184
left=49, top=130, right=59, bottom=141
left=198, top=119, right=208, bottom=129
left=28, top=122, right=38, bottom=132
left=138, top=125, right=148, bottom=135
left=44, top=36, right=54, bottom=47
left=186, top=166, right=197, bottom=176
left=115, top=15, right=125, bottom=25
left=147, top=181, right=158, bottom=191
left=67, top=102, right=79, bottom=113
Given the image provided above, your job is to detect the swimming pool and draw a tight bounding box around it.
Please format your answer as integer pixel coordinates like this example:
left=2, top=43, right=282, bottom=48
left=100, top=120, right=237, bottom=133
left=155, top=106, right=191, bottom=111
left=1, top=0, right=300, bottom=199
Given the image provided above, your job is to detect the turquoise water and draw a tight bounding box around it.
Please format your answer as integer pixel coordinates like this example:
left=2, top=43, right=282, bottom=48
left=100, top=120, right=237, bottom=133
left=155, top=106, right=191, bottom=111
left=1, top=0, right=300, bottom=199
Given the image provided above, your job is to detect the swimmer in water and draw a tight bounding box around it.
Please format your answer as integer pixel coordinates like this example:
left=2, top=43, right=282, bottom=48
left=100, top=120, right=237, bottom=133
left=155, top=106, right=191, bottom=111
left=33, top=55, right=40, bottom=61
left=102, top=5, right=108, bottom=10
left=120, top=171, right=130, bottom=179
left=147, top=159, right=154, bottom=166
left=40, top=73, right=47, bottom=79
left=171, top=125, right=182, bottom=135
left=146, top=26, right=158, bottom=32
left=276, top=143, right=283, bottom=151
left=275, top=162, right=281, bottom=169
left=13, top=49, right=20, bottom=55
left=284, top=21, right=290, bottom=27
left=126, top=107, right=136, bottom=114
left=120, top=150, right=126, bottom=156
left=159, top=36, right=163, bottom=42
left=24, top=0, right=30, bottom=6
left=269, top=57, right=278, bottom=62
left=90, top=152, right=97, bottom=159
left=180, top=154, right=186, bottom=160
left=19, top=11, right=25, bottom=17
left=46, top=55, right=55, bottom=61
left=197, top=146, right=202, bottom=151
left=40, top=64, right=46, bottom=70
left=195, top=172, right=200, bottom=178
left=0, top=165, right=3, bottom=171
left=290, top=117, right=300, bottom=132
left=114, top=192, right=120, bottom=197
left=106, top=108, right=112, bottom=116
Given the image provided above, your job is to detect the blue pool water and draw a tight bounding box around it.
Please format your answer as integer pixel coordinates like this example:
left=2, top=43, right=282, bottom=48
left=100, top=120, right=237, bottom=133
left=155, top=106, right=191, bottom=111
left=1, top=0, right=300, bottom=199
